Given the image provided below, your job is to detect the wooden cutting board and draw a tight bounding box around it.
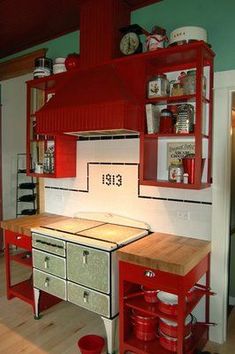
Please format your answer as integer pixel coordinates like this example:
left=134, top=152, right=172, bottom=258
left=78, top=223, right=146, bottom=244
left=117, top=232, right=211, bottom=276
left=0, top=213, right=69, bottom=236
left=44, top=218, right=104, bottom=234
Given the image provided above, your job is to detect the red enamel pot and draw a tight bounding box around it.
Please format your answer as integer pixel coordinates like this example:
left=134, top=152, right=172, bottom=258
left=159, top=314, right=193, bottom=338
left=157, top=291, right=178, bottom=315
left=141, top=285, right=159, bottom=303
left=131, top=310, right=158, bottom=342
left=159, top=330, right=192, bottom=352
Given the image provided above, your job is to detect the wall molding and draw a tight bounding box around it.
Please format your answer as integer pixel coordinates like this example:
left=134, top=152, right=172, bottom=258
left=0, top=48, right=47, bottom=81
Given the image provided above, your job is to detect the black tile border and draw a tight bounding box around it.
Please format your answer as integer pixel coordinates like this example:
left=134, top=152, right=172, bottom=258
left=45, top=162, right=212, bottom=205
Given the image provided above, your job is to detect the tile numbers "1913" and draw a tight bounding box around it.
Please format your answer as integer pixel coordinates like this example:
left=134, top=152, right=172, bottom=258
left=102, top=174, right=122, bottom=187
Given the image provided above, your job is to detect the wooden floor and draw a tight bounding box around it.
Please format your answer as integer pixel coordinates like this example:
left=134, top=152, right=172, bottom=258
left=0, top=252, right=108, bottom=353
left=0, top=251, right=234, bottom=354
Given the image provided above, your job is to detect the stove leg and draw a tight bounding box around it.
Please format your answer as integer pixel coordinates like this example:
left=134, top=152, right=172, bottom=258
left=34, top=288, right=40, bottom=319
left=101, top=316, right=118, bottom=354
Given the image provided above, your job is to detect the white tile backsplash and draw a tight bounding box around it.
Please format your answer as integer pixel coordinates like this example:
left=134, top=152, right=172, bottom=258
left=45, top=138, right=212, bottom=240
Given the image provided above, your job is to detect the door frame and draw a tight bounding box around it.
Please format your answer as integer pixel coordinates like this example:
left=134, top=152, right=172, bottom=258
left=0, top=99, right=2, bottom=251
left=210, top=70, right=235, bottom=343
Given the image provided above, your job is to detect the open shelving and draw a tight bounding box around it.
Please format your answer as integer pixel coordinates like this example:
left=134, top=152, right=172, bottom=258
left=26, top=74, right=77, bottom=178
left=137, top=41, right=215, bottom=189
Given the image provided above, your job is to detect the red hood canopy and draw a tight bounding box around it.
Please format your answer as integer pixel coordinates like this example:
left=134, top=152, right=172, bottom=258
left=35, top=0, right=151, bottom=136
left=36, top=64, right=142, bottom=136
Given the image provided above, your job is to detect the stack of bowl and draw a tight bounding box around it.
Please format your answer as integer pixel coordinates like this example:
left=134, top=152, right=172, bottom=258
left=53, top=57, right=66, bottom=74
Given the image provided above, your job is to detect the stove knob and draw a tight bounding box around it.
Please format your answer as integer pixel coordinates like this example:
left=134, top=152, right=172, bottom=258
left=83, top=291, right=89, bottom=303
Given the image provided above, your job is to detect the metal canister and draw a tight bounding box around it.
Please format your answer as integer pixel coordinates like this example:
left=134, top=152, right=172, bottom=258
left=175, top=104, right=194, bottom=134
left=34, top=57, right=52, bottom=78
left=147, top=74, right=169, bottom=98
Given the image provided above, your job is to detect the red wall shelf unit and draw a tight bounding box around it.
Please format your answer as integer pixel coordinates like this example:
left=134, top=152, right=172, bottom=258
left=26, top=74, right=77, bottom=178
left=132, top=41, right=215, bottom=189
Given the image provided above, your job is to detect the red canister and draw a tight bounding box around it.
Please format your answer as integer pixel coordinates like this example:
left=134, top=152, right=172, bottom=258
left=131, top=309, right=158, bottom=341
left=159, top=109, right=173, bottom=133
left=182, top=154, right=206, bottom=184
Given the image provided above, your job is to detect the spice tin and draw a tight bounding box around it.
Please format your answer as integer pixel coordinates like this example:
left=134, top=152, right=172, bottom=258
left=147, top=74, right=169, bottom=98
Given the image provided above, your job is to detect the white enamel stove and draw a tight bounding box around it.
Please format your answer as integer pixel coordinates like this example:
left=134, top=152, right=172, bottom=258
left=31, top=213, right=149, bottom=353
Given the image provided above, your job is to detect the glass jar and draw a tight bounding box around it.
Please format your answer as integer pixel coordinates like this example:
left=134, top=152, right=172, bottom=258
left=182, top=70, right=206, bottom=96
left=147, top=74, right=169, bottom=98
left=168, top=162, right=183, bottom=183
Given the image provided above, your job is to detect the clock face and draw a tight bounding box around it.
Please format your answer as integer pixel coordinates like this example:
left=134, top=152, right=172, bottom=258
left=120, top=32, right=140, bottom=55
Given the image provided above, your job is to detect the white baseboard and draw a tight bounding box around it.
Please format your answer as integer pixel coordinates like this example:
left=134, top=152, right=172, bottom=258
left=229, top=296, right=235, bottom=306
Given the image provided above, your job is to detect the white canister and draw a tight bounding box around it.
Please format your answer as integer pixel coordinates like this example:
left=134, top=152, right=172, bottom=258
left=169, top=26, right=207, bottom=46
left=53, top=63, right=67, bottom=74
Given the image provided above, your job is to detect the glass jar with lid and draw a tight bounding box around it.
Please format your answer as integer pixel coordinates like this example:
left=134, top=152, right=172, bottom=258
left=147, top=74, right=169, bottom=98
left=168, top=161, right=183, bottom=183
left=182, top=70, right=206, bottom=96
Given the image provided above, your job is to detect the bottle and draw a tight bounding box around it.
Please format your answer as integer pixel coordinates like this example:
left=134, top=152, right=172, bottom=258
left=43, top=150, right=50, bottom=173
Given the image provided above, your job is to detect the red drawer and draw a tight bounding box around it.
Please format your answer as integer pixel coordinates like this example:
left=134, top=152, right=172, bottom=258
left=120, top=261, right=182, bottom=293
left=5, top=230, right=32, bottom=250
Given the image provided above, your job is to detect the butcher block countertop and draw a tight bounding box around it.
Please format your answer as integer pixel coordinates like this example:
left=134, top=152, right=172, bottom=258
left=0, top=213, right=68, bottom=236
left=117, top=232, right=211, bottom=276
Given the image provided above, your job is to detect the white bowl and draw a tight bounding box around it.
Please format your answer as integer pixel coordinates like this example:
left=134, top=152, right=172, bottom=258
left=53, top=63, right=66, bottom=74
left=54, top=57, right=66, bottom=64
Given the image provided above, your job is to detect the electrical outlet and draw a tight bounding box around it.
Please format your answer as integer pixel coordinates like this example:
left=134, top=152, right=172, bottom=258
left=177, top=211, right=190, bottom=221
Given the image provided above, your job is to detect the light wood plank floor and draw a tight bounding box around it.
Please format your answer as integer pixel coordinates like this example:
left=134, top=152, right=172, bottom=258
left=0, top=251, right=234, bottom=354
left=0, top=252, right=108, bottom=353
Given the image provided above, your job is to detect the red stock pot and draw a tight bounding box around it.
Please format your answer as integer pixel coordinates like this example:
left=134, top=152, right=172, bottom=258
left=159, top=330, right=192, bottom=352
left=141, top=285, right=159, bottom=303
left=131, top=309, right=158, bottom=341
left=157, top=291, right=178, bottom=315
left=159, top=314, right=193, bottom=338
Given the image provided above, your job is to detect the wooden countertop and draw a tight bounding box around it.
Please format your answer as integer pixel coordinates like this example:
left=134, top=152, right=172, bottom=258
left=117, top=232, right=211, bottom=276
left=0, top=213, right=68, bottom=237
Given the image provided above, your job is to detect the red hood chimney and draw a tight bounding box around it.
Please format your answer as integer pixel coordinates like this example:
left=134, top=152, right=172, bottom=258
left=79, top=0, right=131, bottom=69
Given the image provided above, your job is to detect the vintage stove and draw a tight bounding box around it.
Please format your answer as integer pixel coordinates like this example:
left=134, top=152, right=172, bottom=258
left=31, top=213, right=149, bottom=353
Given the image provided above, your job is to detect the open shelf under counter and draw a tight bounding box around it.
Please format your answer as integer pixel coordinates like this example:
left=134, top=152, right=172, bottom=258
left=10, top=251, right=32, bottom=267
left=123, top=323, right=208, bottom=354
left=9, top=279, right=34, bottom=305
left=125, top=287, right=207, bottom=320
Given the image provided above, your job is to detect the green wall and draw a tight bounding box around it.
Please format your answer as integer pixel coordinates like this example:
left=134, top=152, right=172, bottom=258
left=1, top=0, right=235, bottom=72
left=132, top=0, right=235, bottom=72
left=0, top=31, right=79, bottom=63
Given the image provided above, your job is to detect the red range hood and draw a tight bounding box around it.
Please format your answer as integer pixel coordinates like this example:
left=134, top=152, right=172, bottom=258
left=36, top=64, right=141, bottom=136
left=35, top=0, right=146, bottom=136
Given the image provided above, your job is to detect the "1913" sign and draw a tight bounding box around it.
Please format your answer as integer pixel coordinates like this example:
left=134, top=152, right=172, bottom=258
left=102, top=174, right=122, bottom=187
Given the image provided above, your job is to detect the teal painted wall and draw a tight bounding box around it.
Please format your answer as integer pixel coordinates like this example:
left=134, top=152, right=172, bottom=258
left=0, top=31, right=79, bottom=63
left=1, top=1, right=235, bottom=72
left=132, top=0, right=235, bottom=72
